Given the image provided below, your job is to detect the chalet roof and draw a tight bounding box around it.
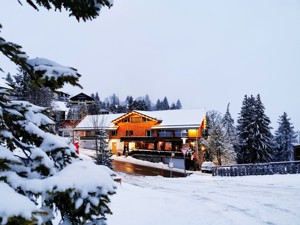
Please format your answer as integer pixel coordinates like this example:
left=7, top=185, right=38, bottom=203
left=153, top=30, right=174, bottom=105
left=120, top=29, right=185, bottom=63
left=74, top=109, right=206, bottom=131
left=135, top=109, right=206, bottom=129
left=69, top=92, right=94, bottom=101
left=74, top=113, right=125, bottom=131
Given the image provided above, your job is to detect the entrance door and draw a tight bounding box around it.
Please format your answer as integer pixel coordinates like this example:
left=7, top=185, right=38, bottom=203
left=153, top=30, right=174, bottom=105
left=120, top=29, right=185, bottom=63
left=112, top=142, right=117, bottom=155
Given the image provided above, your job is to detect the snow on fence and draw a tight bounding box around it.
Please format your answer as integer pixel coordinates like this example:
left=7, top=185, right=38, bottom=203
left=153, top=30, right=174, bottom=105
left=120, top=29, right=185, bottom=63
left=212, top=161, right=300, bottom=177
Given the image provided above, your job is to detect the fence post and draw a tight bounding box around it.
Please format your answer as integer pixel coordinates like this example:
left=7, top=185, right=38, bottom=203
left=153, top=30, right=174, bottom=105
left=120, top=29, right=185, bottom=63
left=291, top=164, right=296, bottom=174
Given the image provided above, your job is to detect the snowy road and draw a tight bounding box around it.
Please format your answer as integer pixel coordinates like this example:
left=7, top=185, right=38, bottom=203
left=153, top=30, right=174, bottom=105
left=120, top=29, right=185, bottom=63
left=107, top=173, right=300, bottom=225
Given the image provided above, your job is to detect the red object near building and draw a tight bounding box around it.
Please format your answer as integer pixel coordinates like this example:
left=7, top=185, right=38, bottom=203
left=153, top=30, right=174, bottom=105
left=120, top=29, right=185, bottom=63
left=74, top=141, right=79, bottom=154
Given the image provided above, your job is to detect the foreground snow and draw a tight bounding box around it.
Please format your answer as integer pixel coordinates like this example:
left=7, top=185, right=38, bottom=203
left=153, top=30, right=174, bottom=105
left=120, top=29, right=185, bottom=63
left=77, top=149, right=300, bottom=225
left=108, top=173, right=300, bottom=225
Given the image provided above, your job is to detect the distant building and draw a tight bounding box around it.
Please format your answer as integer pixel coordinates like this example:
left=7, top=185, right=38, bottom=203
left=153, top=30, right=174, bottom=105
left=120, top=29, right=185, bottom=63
left=51, top=100, right=69, bottom=122
left=69, top=92, right=95, bottom=106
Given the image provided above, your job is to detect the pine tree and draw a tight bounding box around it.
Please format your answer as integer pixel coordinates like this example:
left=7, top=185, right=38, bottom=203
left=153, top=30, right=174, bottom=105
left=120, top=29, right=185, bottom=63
left=1, top=1, right=115, bottom=224
left=155, top=99, right=162, bottom=110
left=97, top=128, right=113, bottom=170
left=89, top=92, right=102, bottom=115
left=176, top=99, right=182, bottom=109
left=126, top=95, right=134, bottom=112
left=170, top=102, right=177, bottom=109
left=253, top=94, right=274, bottom=162
left=274, top=112, right=297, bottom=161
left=144, top=94, right=152, bottom=111
left=161, top=97, right=170, bottom=110
left=236, top=95, right=274, bottom=164
left=221, top=103, right=237, bottom=163
left=108, top=93, right=119, bottom=113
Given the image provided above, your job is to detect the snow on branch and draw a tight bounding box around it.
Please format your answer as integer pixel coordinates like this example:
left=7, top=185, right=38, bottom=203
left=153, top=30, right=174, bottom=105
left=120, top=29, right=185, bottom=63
left=1, top=160, right=116, bottom=223
left=0, top=182, right=39, bottom=224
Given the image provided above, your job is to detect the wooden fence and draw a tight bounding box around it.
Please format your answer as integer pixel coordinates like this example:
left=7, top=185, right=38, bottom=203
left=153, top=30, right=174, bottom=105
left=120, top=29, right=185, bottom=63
left=212, top=161, right=300, bottom=177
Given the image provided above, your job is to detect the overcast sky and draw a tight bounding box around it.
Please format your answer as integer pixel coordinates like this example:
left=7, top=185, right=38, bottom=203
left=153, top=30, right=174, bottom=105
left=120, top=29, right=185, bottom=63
left=1, top=0, right=300, bottom=131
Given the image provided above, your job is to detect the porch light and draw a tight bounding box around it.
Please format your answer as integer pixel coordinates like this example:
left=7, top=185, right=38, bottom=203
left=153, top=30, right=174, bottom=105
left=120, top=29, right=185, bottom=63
left=181, top=137, right=187, bottom=144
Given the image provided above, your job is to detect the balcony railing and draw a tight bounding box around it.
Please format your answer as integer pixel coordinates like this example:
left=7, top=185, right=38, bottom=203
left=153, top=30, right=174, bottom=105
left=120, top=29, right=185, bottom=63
left=174, top=132, right=188, bottom=137
left=158, top=132, right=173, bottom=137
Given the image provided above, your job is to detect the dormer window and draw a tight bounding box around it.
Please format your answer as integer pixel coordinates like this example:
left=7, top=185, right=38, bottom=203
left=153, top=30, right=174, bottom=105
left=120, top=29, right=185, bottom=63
left=131, top=116, right=142, bottom=123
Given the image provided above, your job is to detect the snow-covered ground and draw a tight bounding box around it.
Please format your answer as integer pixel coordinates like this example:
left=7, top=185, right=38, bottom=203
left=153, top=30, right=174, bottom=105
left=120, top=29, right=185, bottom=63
left=79, top=149, right=300, bottom=225
left=108, top=173, right=300, bottom=225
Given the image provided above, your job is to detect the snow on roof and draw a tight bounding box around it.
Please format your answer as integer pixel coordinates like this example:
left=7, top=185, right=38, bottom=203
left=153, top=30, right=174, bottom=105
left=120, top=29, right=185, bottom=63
left=136, top=109, right=206, bottom=128
left=75, top=113, right=125, bottom=131
left=75, top=109, right=206, bottom=130
left=51, top=101, right=69, bottom=112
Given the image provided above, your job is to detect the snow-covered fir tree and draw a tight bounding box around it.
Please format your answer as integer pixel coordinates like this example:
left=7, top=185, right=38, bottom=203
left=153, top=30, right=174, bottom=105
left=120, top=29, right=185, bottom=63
left=155, top=99, right=162, bottom=110
left=8, top=69, right=54, bottom=107
left=236, top=94, right=274, bottom=163
left=144, top=94, right=153, bottom=110
left=221, top=103, right=237, bottom=163
left=274, top=112, right=297, bottom=161
left=175, top=99, right=182, bottom=109
left=126, top=95, right=134, bottom=111
left=0, top=0, right=115, bottom=224
left=253, top=94, right=274, bottom=162
left=133, top=99, right=148, bottom=111
left=97, top=128, right=113, bottom=169
left=161, top=97, right=170, bottom=110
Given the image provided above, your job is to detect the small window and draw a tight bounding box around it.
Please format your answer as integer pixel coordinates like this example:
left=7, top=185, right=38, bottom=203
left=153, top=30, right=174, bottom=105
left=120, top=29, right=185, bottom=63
left=146, top=130, right=152, bottom=137
left=111, top=130, right=117, bottom=136
left=143, top=117, right=151, bottom=122
left=126, top=130, right=133, bottom=136
left=123, top=118, right=130, bottom=123
left=131, top=117, right=142, bottom=123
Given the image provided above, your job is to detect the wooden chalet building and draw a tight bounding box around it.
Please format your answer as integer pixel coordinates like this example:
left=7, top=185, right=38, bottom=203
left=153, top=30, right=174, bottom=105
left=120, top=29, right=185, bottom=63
left=74, top=109, right=206, bottom=155
left=69, top=92, right=95, bottom=106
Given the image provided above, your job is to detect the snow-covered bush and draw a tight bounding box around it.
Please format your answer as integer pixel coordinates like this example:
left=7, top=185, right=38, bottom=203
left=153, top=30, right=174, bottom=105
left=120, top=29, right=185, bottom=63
left=0, top=78, right=116, bottom=224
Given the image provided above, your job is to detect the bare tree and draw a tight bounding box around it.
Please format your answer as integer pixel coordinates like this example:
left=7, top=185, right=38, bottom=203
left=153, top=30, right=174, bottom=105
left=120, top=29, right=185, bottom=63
left=89, top=115, right=113, bottom=169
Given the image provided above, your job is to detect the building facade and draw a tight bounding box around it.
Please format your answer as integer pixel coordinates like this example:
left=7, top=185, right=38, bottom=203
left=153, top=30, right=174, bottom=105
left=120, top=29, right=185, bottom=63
left=74, top=109, right=206, bottom=155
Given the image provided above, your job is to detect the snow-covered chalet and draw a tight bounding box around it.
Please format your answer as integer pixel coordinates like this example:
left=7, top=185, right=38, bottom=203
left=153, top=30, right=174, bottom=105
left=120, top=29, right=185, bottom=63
left=74, top=109, right=206, bottom=155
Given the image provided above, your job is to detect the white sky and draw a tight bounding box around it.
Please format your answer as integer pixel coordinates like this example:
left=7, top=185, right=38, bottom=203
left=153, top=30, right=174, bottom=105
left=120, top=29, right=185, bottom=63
left=1, top=0, right=300, bottom=131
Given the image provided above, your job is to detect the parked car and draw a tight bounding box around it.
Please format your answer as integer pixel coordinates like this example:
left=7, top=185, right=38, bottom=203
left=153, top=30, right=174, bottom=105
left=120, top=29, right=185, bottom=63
left=201, top=162, right=215, bottom=173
